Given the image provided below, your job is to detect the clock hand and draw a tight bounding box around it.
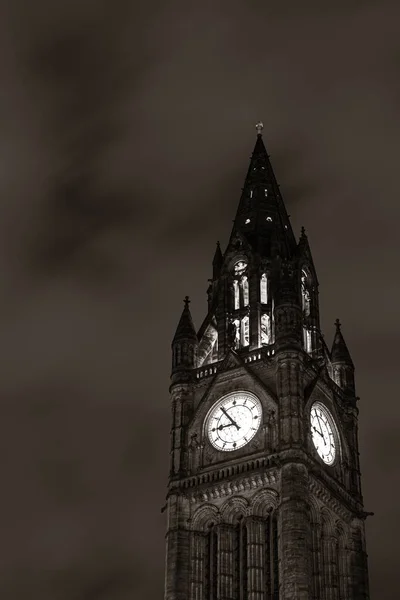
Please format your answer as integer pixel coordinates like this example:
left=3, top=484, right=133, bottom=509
left=312, top=426, right=323, bottom=438
left=221, top=407, right=240, bottom=430
left=315, top=416, right=326, bottom=445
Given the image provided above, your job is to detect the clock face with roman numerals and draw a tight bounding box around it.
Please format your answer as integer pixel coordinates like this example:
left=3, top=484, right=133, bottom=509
left=206, top=392, right=262, bottom=452
left=310, top=402, right=337, bottom=465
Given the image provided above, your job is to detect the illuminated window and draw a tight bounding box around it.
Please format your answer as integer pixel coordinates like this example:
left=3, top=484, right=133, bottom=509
left=264, top=189, right=268, bottom=196
left=242, top=276, right=249, bottom=306
left=250, top=190, right=253, bottom=198
left=245, top=218, right=251, bottom=224
left=261, top=314, right=272, bottom=345
left=301, top=269, right=311, bottom=317
left=234, top=319, right=241, bottom=348
left=233, top=280, right=240, bottom=309
left=241, top=317, right=250, bottom=347
left=303, top=327, right=312, bottom=353
left=266, top=216, right=272, bottom=222
left=234, top=261, right=247, bottom=276
left=260, top=274, right=268, bottom=304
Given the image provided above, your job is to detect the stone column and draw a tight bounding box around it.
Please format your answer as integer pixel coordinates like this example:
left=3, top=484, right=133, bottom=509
left=164, top=494, right=191, bottom=600
left=279, top=463, right=311, bottom=600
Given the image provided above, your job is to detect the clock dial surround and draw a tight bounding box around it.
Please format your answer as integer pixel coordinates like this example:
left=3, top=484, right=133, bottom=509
left=206, top=391, right=262, bottom=452
left=310, top=402, right=338, bottom=465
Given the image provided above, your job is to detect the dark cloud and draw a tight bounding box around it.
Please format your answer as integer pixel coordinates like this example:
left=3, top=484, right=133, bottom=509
left=0, top=1, right=398, bottom=598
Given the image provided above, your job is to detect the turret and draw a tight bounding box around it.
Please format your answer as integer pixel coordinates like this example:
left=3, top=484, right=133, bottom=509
left=171, top=297, right=198, bottom=380
left=331, top=318, right=355, bottom=395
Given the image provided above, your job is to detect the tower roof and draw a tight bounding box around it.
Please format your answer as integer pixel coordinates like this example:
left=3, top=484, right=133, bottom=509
left=232, top=123, right=297, bottom=258
left=212, top=241, right=223, bottom=278
left=331, top=319, right=354, bottom=366
left=172, top=296, right=198, bottom=344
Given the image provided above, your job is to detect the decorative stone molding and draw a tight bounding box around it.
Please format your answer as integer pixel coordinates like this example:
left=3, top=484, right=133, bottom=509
left=309, top=477, right=355, bottom=523
left=220, top=496, right=249, bottom=522
left=251, top=487, right=279, bottom=517
left=191, top=503, right=220, bottom=529
left=186, top=471, right=279, bottom=504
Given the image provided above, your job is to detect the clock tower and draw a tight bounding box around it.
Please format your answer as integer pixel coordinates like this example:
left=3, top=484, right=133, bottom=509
left=164, top=124, right=371, bottom=600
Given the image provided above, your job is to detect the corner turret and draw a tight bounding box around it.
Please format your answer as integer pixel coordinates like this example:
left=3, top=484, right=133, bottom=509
left=331, top=319, right=355, bottom=395
left=171, top=297, right=198, bottom=379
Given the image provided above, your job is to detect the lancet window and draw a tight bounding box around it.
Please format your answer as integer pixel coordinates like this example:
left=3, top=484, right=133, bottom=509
left=241, top=316, right=250, bottom=347
left=205, top=526, right=218, bottom=600
left=301, top=269, right=311, bottom=317
left=234, top=519, right=248, bottom=599
left=260, top=273, right=268, bottom=304
left=303, top=327, right=312, bottom=354
left=261, top=313, right=272, bottom=345
left=241, top=276, right=249, bottom=306
left=265, top=512, right=279, bottom=599
left=232, top=261, right=249, bottom=309
left=234, top=280, right=240, bottom=309
left=301, top=268, right=313, bottom=354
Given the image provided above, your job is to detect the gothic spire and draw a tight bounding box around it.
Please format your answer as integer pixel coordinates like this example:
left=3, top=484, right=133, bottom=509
left=212, top=241, right=223, bottom=279
left=331, top=319, right=354, bottom=367
left=172, top=296, right=197, bottom=343
left=232, top=123, right=297, bottom=258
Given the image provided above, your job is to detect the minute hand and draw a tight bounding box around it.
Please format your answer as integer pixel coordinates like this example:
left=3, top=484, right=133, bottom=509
left=221, top=407, right=240, bottom=430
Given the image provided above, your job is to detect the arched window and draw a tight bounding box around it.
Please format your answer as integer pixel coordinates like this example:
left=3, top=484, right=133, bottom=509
left=241, top=276, right=249, bottom=306
left=232, top=319, right=241, bottom=349
left=234, top=519, right=248, bottom=599
left=205, top=525, right=218, bottom=600
left=260, top=273, right=268, bottom=304
left=261, top=314, right=272, bottom=345
left=303, top=327, right=312, bottom=354
left=265, top=512, right=279, bottom=599
left=233, top=280, right=240, bottom=309
left=241, top=316, right=249, bottom=347
left=301, top=269, right=311, bottom=317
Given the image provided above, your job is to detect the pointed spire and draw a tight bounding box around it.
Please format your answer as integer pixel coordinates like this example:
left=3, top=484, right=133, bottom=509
left=331, top=319, right=354, bottom=366
left=212, top=241, right=223, bottom=278
left=172, top=296, right=197, bottom=343
left=232, top=123, right=297, bottom=258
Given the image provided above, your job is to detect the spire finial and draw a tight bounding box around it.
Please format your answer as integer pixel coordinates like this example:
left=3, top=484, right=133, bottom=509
left=335, top=318, right=341, bottom=329
left=301, top=226, right=306, bottom=236
left=184, top=296, right=190, bottom=307
left=255, top=121, right=264, bottom=136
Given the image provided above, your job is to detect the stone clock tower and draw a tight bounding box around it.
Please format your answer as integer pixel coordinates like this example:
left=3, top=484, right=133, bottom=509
left=164, top=124, right=371, bottom=600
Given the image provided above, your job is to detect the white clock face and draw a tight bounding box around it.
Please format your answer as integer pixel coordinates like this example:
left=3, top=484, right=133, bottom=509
left=310, top=402, right=337, bottom=465
left=206, top=392, right=262, bottom=452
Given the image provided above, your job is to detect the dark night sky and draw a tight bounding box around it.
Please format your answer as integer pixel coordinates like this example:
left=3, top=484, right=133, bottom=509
left=0, top=0, right=399, bottom=598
